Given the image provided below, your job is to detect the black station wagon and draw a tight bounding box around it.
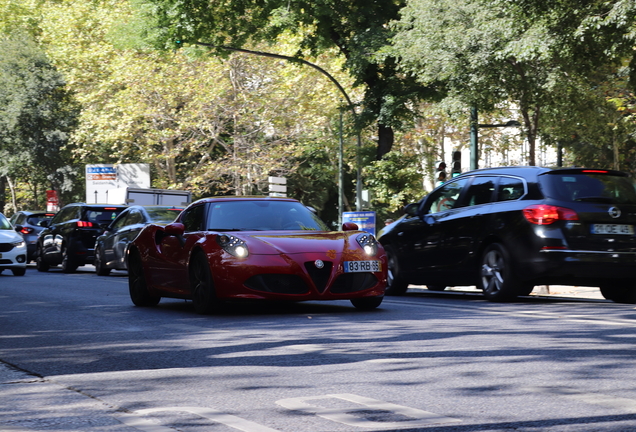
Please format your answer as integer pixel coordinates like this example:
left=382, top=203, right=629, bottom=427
left=378, top=166, right=636, bottom=303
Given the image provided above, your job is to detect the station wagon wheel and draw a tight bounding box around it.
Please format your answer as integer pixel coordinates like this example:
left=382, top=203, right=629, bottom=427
left=600, top=282, right=636, bottom=304
left=384, top=246, right=409, bottom=296
left=94, top=247, right=111, bottom=276
left=479, top=243, right=519, bottom=302
left=128, top=250, right=160, bottom=307
left=190, top=253, right=220, bottom=314
left=351, top=295, right=383, bottom=310
left=60, top=245, right=78, bottom=273
left=35, top=244, right=49, bottom=272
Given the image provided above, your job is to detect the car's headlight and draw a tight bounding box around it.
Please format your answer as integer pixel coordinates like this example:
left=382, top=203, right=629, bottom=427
left=216, top=234, right=249, bottom=258
left=356, top=233, right=378, bottom=257
left=11, top=240, right=25, bottom=248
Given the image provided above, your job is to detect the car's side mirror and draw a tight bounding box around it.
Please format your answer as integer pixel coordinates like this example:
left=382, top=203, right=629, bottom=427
left=14, top=225, right=23, bottom=233
left=342, top=222, right=359, bottom=231
left=164, top=222, right=185, bottom=236
left=404, top=203, right=419, bottom=217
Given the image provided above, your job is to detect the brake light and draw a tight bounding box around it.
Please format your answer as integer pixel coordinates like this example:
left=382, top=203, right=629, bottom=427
left=523, top=204, right=578, bottom=225
left=76, top=221, right=94, bottom=228
left=103, top=207, right=118, bottom=210
left=582, top=170, right=608, bottom=174
left=20, top=227, right=34, bottom=234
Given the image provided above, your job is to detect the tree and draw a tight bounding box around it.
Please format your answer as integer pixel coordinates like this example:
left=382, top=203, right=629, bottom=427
left=0, top=34, right=78, bottom=212
left=128, top=0, right=440, bottom=160
left=390, top=0, right=636, bottom=166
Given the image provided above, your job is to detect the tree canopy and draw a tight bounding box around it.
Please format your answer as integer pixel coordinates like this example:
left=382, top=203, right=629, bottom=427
left=390, top=0, right=636, bottom=166
left=128, top=0, right=441, bottom=159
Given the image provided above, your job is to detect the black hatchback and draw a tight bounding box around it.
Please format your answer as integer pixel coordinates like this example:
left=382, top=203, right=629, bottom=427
left=378, top=167, right=636, bottom=303
left=36, top=203, right=127, bottom=273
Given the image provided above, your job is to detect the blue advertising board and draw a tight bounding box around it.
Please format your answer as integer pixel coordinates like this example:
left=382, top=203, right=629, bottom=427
left=342, top=211, right=376, bottom=236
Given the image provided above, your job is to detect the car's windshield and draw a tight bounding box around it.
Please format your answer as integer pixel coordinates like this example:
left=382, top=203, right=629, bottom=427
left=207, top=200, right=329, bottom=231
left=146, top=208, right=183, bottom=223
left=0, top=214, right=13, bottom=230
left=542, top=173, right=636, bottom=205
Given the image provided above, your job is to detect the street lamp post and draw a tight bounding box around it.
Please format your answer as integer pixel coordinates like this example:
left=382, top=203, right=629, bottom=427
left=470, top=107, right=521, bottom=170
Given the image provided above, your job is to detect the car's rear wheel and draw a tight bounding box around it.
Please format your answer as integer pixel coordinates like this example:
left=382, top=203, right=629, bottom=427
left=385, top=246, right=409, bottom=296
left=600, top=282, right=636, bottom=303
left=190, top=253, right=220, bottom=314
left=94, top=247, right=111, bottom=276
left=60, top=246, right=78, bottom=273
left=350, top=295, right=383, bottom=310
left=11, top=268, right=26, bottom=276
left=479, top=243, right=520, bottom=302
left=128, top=250, right=160, bottom=307
left=35, top=245, right=49, bottom=272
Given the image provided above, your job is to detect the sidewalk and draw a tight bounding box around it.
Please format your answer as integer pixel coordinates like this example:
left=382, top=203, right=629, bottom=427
left=0, top=363, right=140, bottom=432
left=411, top=284, right=606, bottom=300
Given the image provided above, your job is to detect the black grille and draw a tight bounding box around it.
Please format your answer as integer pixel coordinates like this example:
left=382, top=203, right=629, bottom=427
left=0, top=243, right=14, bottom=253
left=331, top=273, right=379, bottom=293
left=0, top=259, right=12, bottom=264
left=244, top=274, right=309, bottom=294
left=304, top=261, right=333, bottom=293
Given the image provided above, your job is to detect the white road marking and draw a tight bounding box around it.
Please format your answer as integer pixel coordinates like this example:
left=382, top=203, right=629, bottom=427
left=276, top=393, right=461, bottom=430
left=118, top=407, right=280, bottom=432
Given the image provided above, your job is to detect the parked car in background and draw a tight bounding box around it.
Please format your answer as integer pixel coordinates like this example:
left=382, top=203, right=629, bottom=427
left=0, top=212, right=27, bottom=276
left=378, top=166, right=636, bottom=303
left=127, top=196, right=386, bottom=313
left=94, top=205, right=183, bottom=275
left=9, top=210, right=56, bottom=262
left=35, top=203, right=127, bottom=273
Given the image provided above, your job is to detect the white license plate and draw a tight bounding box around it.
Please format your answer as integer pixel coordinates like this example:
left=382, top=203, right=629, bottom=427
left=344, top=260, right=381, bottom=273
left=591, top=224, right=634, bottom=235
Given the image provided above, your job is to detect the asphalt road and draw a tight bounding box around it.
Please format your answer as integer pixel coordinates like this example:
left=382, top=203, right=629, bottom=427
left=1, top=265, right=636, bottom=431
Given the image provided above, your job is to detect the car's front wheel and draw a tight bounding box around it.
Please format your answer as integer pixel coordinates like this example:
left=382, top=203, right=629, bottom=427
left=600, top=282, right=636, bottom=303
left=11, top=268, right=26, bottom=276
left=190, top=253, right=220, bottom=314
left=384, top=246, right=409, bottom=296
left=94, top=247, right=111, bottom=276
left=35, top=245, right=49, bottom=272
left=128, top=250, right=160, bottom=307
left=350, top=295, right=383, bottom=310
left=479, top=243, right=522, bottom=302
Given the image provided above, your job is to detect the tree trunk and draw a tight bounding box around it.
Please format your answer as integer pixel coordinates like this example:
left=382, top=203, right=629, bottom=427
left=0, top=176, right=5, bottom=214
left=376, top=124, right=394, bottom=160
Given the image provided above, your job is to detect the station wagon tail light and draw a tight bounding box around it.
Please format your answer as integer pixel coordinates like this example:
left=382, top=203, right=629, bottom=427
left=20, top=227, right=34, bottom=234
left=76, top=221, right=94, bottom=228
left=216, top=234, right=249, bottom=258
left=523, top=205, right=578, bottom=225
left=356, top=233, right=379, bottom=257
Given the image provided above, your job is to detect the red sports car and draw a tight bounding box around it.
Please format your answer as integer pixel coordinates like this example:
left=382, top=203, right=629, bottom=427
left=127, top=196, right=387, bottom=313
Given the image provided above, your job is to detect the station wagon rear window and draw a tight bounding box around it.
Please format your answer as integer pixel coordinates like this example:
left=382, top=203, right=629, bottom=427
left=541, top=171, right=636, bottom=205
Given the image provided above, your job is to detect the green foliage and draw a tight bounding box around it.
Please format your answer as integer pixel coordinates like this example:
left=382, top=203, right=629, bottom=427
left=363, top=150, right=423, bottom=223
left=0, top=33, right=79, bottom=210
left=130, top=0, right=442, bottom=158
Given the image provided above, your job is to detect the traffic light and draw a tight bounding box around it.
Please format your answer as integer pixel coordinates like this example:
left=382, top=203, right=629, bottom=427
left=451, top=151, right=462, bottom=177
left=435, top=161, right=447, bottom=186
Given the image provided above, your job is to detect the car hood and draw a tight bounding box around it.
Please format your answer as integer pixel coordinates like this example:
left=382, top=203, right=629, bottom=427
left=241, top=231, right=359, bottom=255
left=0, top=229, right=22, bottom=243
